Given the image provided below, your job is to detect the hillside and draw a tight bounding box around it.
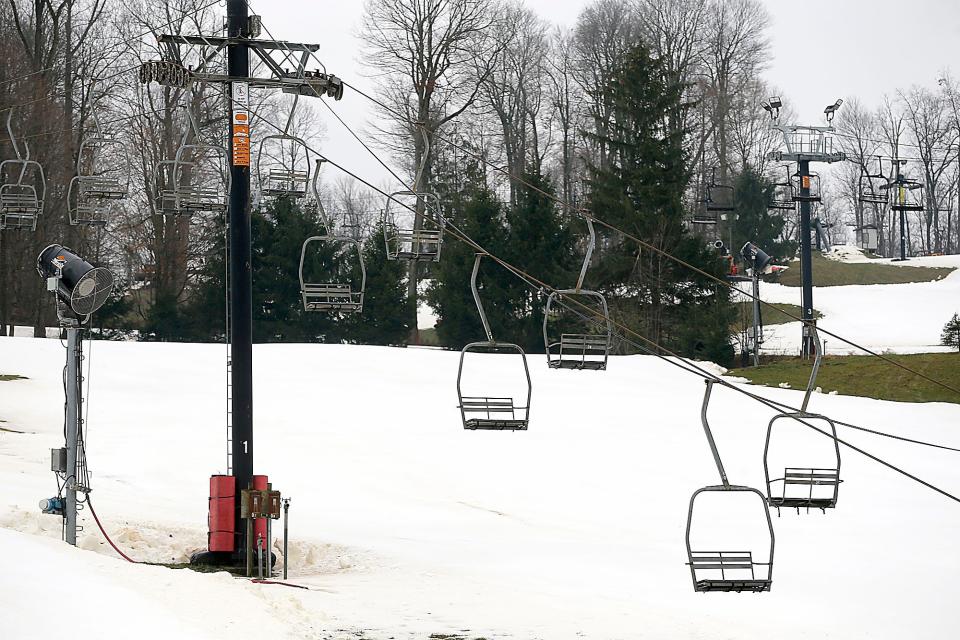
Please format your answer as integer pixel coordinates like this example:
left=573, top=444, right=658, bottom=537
left=1, top=337, right=959, bottom=639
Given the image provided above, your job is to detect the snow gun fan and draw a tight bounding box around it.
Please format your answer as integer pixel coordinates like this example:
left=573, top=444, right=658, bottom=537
left=36, top=244, right=115, bottom=321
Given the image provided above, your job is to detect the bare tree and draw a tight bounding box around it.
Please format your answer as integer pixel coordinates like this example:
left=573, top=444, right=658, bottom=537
left=572, top=0, right=641, bottom=170
left=899, top=85, right=959, bottom=254
left=360, top=0, right=504, bottom=337
left=481, top=3, right=550, bottom=206
left=700, top=0, right=769, bottom=183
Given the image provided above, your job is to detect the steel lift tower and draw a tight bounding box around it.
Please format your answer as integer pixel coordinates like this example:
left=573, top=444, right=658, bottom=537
left=142, top=0, right=342, bottom=572
left=764, top=97, right=845, bottom=358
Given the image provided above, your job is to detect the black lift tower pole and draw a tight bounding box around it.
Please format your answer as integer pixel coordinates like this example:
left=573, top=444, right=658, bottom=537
left=226, top=0, right=254, bottom=561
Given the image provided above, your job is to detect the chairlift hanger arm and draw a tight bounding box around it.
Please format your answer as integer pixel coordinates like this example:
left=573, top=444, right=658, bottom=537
left=699, top=380, right=729, bottom=488
left=471, top=253, right=495, bottom=342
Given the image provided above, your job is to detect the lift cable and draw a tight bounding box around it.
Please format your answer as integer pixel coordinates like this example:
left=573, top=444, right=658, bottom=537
left=338, top=79, right=960, bottom=401
left=228, top=86, right=960, bottom=505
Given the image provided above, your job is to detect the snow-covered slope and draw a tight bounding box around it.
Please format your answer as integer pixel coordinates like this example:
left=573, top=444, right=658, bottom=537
left=756, top=249, right=960, bottom=354
left=2, top=337, right=959, bottom=639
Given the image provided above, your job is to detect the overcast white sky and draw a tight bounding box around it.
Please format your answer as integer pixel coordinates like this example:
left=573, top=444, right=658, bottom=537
left=247, top=0, right=960, bottom=188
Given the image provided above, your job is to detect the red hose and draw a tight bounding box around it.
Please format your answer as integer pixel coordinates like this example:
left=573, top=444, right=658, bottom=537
left=86, top=496, right=137, bottom=563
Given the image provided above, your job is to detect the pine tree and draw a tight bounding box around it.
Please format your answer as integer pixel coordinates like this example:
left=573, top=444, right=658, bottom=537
left=426, top=185, right=513, bottom=349
left=942, top=313, right=960, bottom=351
left=585, top=44, right=735, bottom=365
left=343, top=221, right=414, bottom=345
left=505, top=173, right=576, bottom=352
left=731, top=168, right=796, bottom=260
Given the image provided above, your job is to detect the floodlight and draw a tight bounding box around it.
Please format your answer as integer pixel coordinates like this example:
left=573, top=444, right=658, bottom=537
left=824, top=99, right=843, bottom=122
left=740, top=242, right=774, bottom=275
left=761, top=101, right=771, bottom=112
left=36, top=244, right=115, bottom=317
left=768, top=96, right=782, bottom=109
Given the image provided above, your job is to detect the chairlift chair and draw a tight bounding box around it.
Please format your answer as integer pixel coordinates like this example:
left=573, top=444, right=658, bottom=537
left=158, top=106, right=230, bottom=216
left=883, top=177, right=925, bottom=212
left=791, top=171, right=822, bottom=202
left=256, top=97, right=312, bottom=199
left=685, top=380, right=774, bottom=592
left=704, top=167, right=735, bottom=212
left=768, top=166, right=795, bottom=210
left=298, top=158, right=366, bottom=313
left=763, top=413, right=841, bottom=513
left=762, top=325, right=841, bottom=513
left=542, top=213, right=612, bottom=370
left=858, top=157, right=888, bottom=205
left=68, top=114, right=129, bottom=226
left=383, top=191, right=444, bottom=262
left=257, top=134, right=311, bottom=199
left=298, top=235, right=366, bottom=313
left=0, top=110, right=46, bottom=231
left=457, top=253, right=532, bottom=431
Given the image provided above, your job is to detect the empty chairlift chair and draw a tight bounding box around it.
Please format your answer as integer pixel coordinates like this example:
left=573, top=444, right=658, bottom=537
left=299, top=159, right=366, bottom=313
left=694, top=168, right=734, bottom=225
left=542, top=214, right=611, bottom=370
left=0, top=109, right=46, bottom=231
left=882, top=175, right=925, bottom=212
left=768, top=165, right=796, bottom=211
left=68, top=103, right=129, bottom=226
left=457, top=253, right=532, bottom=431
left=257, top=96, right=311, bottom=199
left=762, top=325, right=842, bottom=513
left=858, top=157, right=888, bottom=205
left=159, top=107, right=230, bottom=216
left=383, top=191, right=444, bottom=262
left=686, top=380, right=774, bottom=593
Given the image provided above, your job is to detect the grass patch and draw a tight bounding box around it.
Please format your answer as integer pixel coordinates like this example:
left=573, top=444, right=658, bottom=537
left=0, top=375, right=27, bottom=382
left=733, top=302, right=819, bottom=329
left=729, top=352, right=960, bottom=404
left=775, top=252, right=953, bottom=287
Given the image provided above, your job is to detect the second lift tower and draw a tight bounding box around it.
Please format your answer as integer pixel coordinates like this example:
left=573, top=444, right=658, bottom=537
left=764, top=97, right=846, bottom=358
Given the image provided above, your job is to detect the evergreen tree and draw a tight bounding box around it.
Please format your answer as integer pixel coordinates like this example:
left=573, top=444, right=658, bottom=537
left=427, top=185, right=513, bottom=349
left=942, top=312, right=960, bottom=352
left=585, top=44, right=735, bottom=365
left=731, top=168, right=796, bottom=261
left=505, top=173, right=577, bottom=352
left=344, top=221, right=414, bottom=345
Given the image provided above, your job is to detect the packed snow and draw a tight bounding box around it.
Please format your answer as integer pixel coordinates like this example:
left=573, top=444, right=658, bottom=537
left=2, top=329, right=959, bottom=638
left=755, top=247, right=960, bottom=354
